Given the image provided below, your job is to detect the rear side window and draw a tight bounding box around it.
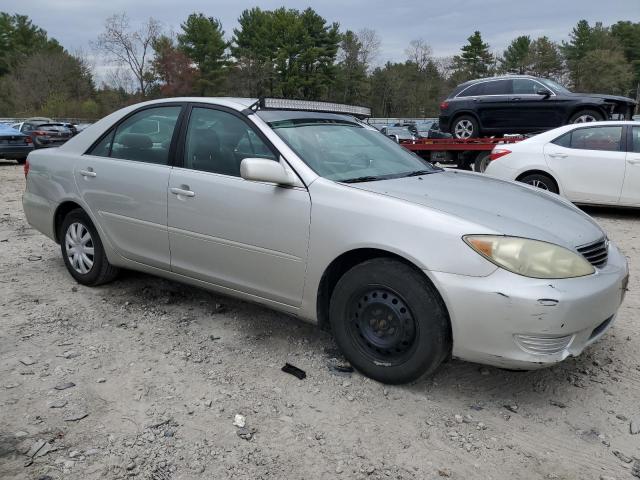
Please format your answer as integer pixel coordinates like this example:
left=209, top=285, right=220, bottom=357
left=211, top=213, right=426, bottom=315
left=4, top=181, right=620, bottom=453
left=552, top=132, right=571, bottom=148
left=86, top=106, right=181, bottom=164
left=482, top=80, right=512, bottom=95
left=570, top=126, right=623, bottom=152
left=632, top=126, right=640, bottom=153
left=457, top=83, right=484, bottom=97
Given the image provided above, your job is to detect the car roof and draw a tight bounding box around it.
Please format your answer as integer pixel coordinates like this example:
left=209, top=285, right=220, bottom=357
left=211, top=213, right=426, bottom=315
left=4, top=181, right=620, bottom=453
left=524, top=121, right=640, bottom=143
left=456, top=74, right=542, bottom=88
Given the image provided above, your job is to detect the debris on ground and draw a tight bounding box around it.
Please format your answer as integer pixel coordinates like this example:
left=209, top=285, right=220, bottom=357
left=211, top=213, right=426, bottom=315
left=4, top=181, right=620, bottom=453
left=281, top=363, right=306, bottom=380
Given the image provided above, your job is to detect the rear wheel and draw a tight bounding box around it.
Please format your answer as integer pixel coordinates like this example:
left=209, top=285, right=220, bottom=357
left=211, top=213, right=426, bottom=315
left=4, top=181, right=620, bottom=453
left=518, top=173, right=559, bottom=194
left=473, top=151, right=492, bottom=173
left=452, top=115, right=479, bottom=139
left=329, top=258, right=451, bottom=384
left=568, top=109, right=604, bottom=124
left=59, top=209, right=119, bottom=286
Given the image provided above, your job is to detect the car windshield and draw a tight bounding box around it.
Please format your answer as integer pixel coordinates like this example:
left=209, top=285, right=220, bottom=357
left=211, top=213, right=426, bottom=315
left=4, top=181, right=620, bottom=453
left=266, top=118, right=439, bottom=182
left=540, top=78, right=570, bottom=94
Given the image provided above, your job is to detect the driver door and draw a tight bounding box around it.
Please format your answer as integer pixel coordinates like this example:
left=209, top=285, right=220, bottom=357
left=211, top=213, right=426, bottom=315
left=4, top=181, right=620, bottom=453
left=167, top=105, right=311, bottom=306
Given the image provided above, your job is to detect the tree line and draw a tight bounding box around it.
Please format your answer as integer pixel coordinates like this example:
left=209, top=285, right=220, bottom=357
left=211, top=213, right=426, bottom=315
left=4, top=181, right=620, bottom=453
left=0, top=9, right=638, bottom=120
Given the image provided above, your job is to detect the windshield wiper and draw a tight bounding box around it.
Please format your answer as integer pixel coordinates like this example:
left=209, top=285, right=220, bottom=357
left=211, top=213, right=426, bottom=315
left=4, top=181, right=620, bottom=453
left=404, top=169, right=436, bottom=177
left=340, top=175, right=381, bottom=183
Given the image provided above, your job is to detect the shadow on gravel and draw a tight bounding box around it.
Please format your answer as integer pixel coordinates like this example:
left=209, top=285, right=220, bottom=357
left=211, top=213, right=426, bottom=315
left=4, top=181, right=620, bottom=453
left=580, top=205, right=640, bottom=220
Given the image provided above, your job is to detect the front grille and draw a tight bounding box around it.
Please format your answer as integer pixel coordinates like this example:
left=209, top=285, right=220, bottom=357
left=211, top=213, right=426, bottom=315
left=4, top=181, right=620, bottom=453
left=577, top=238, right=608, bottom=268
left=514, top=334, right=573, bottom=355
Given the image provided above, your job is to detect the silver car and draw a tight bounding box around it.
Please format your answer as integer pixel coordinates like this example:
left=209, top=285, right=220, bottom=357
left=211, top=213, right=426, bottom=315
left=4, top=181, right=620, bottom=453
left=23, top=98, right=629, bottom=384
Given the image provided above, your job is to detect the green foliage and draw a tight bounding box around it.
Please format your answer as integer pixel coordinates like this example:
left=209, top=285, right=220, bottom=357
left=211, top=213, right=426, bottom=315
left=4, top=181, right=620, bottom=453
left=0, top=13, right=62, bottom=77
left=177, top=13, right=227, bottom=95
left=451, top=31, right=494, bottom=81
left=231, top=7, right=339, bottom=99
left=501, top=36, right=531, bottom=74
left=611, top=21, right=640, bottom=96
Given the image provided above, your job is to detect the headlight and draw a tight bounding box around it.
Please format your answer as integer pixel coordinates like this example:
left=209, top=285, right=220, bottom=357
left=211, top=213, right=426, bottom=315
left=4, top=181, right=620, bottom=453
left=463, top=235, right=595, bottom=279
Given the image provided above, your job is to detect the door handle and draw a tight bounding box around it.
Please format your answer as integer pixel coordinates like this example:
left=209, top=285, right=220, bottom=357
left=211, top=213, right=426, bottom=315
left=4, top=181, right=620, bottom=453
left=548, top=153, right=567, bottom=159
left=170, top=186, right=195, bottom=197
left=511, top=97, right=521, bottom=101
left=79, top=169, right=96, bottom=177
left=628, top=158, right=640, bottom=165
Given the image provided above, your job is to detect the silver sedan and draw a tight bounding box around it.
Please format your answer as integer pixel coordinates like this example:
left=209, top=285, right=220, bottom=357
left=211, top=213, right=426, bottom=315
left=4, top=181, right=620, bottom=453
left=22, top=98, right=629, bottom=384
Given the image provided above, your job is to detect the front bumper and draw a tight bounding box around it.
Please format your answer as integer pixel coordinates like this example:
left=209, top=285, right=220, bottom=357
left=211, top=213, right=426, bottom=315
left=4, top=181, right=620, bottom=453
left=430, top=242, right=628, bottom=369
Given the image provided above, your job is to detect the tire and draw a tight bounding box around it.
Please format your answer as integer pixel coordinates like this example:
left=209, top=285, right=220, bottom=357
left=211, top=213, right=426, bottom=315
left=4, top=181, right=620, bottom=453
left=329, top=258, right=451, bottom=384
left=59, top=208, right=119, bottom=286
left=451, top=115, right=479, bottom=139
left=518, top=173, right=559, bottom=194
left=568, top=109, right=604, bottom=124
left=16, top=158, right=26, bottom=165
left=473, top=151, right=492, bottom=173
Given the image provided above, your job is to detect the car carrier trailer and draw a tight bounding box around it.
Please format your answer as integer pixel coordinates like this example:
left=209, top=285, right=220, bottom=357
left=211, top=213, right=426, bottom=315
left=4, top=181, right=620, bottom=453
left=399, top=136, right=526, bottom=173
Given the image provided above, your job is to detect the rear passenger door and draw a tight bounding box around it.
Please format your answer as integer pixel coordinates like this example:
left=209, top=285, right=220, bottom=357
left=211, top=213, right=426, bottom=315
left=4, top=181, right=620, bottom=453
left=620, top=126, right=640, bottom=206
left=167, top=105, right=311, bottom=306
left=475, top=79, right=513, bottom=130
left=76, top=104, right=183, bottom=269
left=544, top=125, right=626, bottom=204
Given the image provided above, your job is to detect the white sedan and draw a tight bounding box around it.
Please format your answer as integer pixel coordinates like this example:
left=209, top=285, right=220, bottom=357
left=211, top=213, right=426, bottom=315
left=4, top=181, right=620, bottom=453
left=485, top=121, right=640, bottom=207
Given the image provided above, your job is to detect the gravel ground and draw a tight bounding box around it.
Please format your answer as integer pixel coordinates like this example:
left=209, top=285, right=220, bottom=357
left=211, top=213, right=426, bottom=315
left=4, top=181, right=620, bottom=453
left=1, top=160, right=639, bottom=480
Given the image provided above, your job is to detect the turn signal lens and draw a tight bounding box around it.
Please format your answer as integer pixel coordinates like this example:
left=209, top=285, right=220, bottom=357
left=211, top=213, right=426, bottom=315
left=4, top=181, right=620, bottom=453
left=464, top=235, right=595, bottom=279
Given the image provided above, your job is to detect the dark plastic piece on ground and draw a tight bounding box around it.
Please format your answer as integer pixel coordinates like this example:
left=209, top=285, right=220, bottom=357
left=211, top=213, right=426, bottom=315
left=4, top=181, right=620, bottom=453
left=282, top=363, right=306, bottom=380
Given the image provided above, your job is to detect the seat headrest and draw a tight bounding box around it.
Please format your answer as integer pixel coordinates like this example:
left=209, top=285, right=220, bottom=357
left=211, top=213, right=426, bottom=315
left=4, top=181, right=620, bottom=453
left=119, top=133, right=152, bottom=150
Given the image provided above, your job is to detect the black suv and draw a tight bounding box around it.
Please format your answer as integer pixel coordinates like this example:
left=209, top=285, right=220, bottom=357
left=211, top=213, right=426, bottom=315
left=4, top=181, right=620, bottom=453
left=439, top=75, right=637, bottom=138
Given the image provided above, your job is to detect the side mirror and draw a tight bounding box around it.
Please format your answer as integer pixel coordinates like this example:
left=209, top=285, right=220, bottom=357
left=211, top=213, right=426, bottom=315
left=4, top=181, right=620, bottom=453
left=388, top=134, right=400, bottom=143
left=240, top=158, right=296, bottom=186
left=537, top=88, right=551, bottom=98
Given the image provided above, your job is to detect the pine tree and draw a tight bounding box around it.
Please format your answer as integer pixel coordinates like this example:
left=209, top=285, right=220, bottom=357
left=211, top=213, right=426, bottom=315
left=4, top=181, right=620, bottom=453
left=451, top=31, right=494, bottom=81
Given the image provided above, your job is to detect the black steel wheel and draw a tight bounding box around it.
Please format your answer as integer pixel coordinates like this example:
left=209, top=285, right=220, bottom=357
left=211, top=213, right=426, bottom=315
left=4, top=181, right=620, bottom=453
left=329, top=258, right=451, bottom=384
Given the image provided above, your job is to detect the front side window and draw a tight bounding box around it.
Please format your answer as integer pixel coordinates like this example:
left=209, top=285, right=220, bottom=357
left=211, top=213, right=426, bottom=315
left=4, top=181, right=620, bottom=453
left=183, top=107, right=277, bottom=177
left=264, top=117, right=439, bottom=182
left=512, top=79, right=540, bottom=95
left=570, top=126, right=623, bottom=152
left=108, top=106, right=181, bottom=164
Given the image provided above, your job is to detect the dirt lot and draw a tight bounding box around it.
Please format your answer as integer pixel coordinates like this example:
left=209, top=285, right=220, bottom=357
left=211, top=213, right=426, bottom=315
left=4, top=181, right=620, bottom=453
left=1, top=160, right=639, bottom=480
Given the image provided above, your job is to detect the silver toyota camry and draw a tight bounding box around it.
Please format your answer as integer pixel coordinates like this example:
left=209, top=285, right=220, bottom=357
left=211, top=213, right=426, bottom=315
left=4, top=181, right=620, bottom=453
left=22, top=98, right=629, bottom=384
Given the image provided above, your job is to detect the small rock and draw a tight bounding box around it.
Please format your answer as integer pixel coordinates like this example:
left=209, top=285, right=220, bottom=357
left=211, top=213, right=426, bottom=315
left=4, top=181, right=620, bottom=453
left=233, top=414, right=246, bottom=428
left=54, top=382, right=75, bottom=390
left=4, top=383, right=20, bottom=389
left=346, top=395, right=355, bottom=402
left=615, top=414, right=628, bottom=421
left=438, top=468, right=452, bottom=477
left=612, top=449, right=632, bottom=463
left=454, top=414, right=463, bottom=423
left=236, top=427, right=254, bottom=440
left=85, top=448, right=100, bottom=456
left=64, top=411, right=89, bottom=422
left=366, top=465, right=376, bottom=474
left=69, top=450, right=81, bottom=458
left=96, top=378, right=106, bottom=383
left=19, top=357, right=36, bottom=366
left=503, top=404, right=518, bottom=413
left=48, top=399, right=67, bottom=408
left=59, top=351, right=80, bottom=359
left=204, top=399, right=212, bottom=408
left=126, top=461, right=136, bottom=471
left=336, top=465, right=344, bottom=474
left=549, top=400, right=566, bottom=408
left=630, top=419, right=640, bottom=435
left=163, top=429, right=175, bottom=438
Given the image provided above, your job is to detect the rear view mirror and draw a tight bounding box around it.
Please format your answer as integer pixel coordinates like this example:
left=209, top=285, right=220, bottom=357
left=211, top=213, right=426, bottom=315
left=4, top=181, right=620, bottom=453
left=537, top=89, right=551, bottom=97
left=240, top=158, right=297, bottom=186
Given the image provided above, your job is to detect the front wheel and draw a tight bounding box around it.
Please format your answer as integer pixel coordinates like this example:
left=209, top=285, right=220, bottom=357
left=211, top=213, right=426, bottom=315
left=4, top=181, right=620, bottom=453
left=329, top=258, right=451, bottom=384
left=518, top=173, right=559, bottom=194
left=59, top=209, right=119, bottom=286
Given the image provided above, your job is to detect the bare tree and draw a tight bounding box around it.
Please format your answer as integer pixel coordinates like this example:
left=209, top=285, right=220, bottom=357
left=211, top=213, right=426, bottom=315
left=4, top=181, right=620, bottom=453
left=405, top=39, right=433, bottom=72
left=357, top=28, right=381, bottom=71
left=95, top=13, right=161, bottom=96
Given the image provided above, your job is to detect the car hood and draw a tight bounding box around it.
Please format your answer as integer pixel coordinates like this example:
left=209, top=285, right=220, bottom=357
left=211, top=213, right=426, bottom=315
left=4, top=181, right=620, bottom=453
left=348, top=170, right=605, bottom=249
left=568, top=92, right=637, bottom=105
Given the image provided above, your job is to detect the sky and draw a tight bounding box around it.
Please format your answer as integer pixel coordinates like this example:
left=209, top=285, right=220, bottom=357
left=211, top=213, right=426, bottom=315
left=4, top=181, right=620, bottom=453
left=3, top=0, right=639, bottom=82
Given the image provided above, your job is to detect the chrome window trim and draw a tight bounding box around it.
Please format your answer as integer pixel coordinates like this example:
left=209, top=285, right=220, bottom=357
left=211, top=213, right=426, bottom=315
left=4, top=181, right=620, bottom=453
left=454, top=78, right=557, bottom=99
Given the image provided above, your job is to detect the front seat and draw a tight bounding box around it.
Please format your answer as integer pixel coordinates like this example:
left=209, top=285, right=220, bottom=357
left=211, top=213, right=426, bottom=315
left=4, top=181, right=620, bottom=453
left=189, top=129, right=237, bottom=176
